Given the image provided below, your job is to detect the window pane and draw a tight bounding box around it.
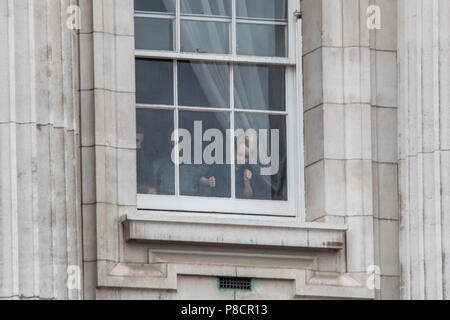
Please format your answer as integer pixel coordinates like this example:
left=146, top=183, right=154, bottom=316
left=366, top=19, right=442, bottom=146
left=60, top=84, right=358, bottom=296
left=135, top=0, right=175, bottom=13
left=135, top=17, right=174, bottom=51
left=234, top=64, right=285, bottom=111
left=237, top=23, right=286, bottom=57
left=178, top=61, right=230, bottom=108
left=136, top=59, right=173, bottom=105
left=234, top=113, right=287, bottom=200
left=181, top=21, right=230, bottom=54
left=236, top=0, right=287, bottom=20
left=137, top=108, right=175, bottom=195
left=181, top=0, right=231, bottom=16
left=178, top=111, right=231, bottom=198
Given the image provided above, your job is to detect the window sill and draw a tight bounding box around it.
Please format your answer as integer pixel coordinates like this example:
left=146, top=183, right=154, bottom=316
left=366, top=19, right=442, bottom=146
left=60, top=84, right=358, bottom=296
left=112, top=213, right=374, bottom=299
left=122, top=212, right=346, bottom=250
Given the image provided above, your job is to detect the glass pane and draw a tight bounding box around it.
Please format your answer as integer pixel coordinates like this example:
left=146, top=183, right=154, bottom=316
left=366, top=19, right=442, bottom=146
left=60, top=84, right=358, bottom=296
left=178, top=111, right=231, bottom=198
left=178, top=61, right=230, bottom=108
left=236, top=0, right=287, bottom=20
left=137, top=108, right=175, bottom=195
left=181, top=20, right=230, bottom=54
left=181, top=0, right=231, bottom=16
left=234, top=64, right=285, bottom=111
left=237, top=23, right=286, bottom=57
left=234, top=113, right=287, bottom=201
left=135, top=0, right=175, bottom=13
left=135, top=17, right=174, bottom=51
left=136, top=59, right=173, bottom=105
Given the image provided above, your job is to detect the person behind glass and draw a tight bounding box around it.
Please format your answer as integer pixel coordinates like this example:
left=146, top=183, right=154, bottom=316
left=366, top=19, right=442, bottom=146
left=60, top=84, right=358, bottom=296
left=199, top=135, right=256, bottom=199
left=234, top=135, right=255, bottom=199
left=136, top=131, right=157, bottom=195
left=148, top=131, right=176, bottom=196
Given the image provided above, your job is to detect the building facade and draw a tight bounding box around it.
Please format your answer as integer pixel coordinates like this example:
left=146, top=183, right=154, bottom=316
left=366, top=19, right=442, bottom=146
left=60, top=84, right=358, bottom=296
left=0, top=0, right=449, bottom=300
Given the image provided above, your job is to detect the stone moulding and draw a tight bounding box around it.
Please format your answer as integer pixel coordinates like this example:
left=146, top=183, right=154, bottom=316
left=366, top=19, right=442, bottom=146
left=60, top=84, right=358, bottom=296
left=92, top=215, right=375, bottom=299
left=122, top=215, right=347, bottom=250
left=98, top=260, right=374, bottom=299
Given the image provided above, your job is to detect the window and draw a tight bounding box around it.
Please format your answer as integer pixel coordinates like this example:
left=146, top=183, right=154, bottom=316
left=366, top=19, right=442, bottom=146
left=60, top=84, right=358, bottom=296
left=135, top=0, right=302, bottom=216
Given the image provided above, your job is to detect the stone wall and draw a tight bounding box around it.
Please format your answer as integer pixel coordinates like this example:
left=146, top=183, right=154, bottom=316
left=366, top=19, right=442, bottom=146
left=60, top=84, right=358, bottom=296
left=370, top=0, right=400, bottom=299
left=78, top=0, right=137, bottom=300
left=302, top=0, right=400, bottom=299
left=76, top=0, right=383, bottom=300
left=2, top=0, right=449, bottom=300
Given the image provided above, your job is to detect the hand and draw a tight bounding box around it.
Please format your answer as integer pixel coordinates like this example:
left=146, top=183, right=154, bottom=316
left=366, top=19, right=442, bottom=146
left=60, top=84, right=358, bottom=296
left=147, top=187, right=158, bottom=195
left=208, top=176, right=216, bottom=188
left=244, top=169, right=253, bottom=182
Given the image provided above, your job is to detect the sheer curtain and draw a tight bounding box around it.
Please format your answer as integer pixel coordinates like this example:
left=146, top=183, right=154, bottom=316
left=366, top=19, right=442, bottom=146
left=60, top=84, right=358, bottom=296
left=178, top=0, right=286, bottom=200
left=181, top=0, right=230, bottom=107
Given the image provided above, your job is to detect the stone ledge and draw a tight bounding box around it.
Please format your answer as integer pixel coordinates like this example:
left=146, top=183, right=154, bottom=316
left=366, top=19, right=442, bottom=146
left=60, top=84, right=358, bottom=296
left=122, top=213, right=347, bottom=250
left=97, top=261, right=374, bottom=299
left=99, top=215, right=376, bottom=299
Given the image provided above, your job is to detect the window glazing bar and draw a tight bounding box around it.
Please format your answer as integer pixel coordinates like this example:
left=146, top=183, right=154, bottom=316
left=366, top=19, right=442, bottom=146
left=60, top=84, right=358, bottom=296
left=174, top=60, right=180, bottom=196
left=230, top=62, right=236, bottom=199
left=180, top=16, right=231, bottom=23
left=134, top=13, right=175, bottom=19
left=135, top=50, right=295, bottom=66
left=234, top=109, right=288, bottom=116
left=136, top=104, right=177, bottom=110
left=236, top=18, right=288, bottom=26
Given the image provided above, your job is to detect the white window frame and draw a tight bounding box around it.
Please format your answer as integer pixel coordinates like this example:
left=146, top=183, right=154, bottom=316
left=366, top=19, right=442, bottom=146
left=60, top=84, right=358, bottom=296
left=135, top=0, right=304, bottom=217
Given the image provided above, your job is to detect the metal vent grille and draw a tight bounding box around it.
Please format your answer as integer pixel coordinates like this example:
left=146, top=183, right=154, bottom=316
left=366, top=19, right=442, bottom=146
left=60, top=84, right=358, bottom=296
left=219, top=277, right=252, bottom=290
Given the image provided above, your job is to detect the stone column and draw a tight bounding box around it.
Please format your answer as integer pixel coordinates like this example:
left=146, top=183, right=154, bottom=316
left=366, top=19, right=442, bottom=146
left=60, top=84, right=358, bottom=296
left=0, top=0, right=82, bottom=299
left=398, top=0, right=450, bottom=300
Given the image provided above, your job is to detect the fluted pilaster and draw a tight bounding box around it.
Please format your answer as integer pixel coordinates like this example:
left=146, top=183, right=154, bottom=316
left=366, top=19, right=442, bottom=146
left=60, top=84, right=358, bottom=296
left=398, top=0, right=450, bottom=300
left=0, top=0, right=82, bottom=300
